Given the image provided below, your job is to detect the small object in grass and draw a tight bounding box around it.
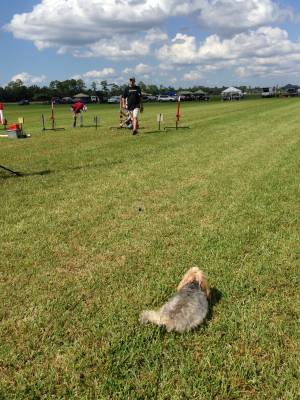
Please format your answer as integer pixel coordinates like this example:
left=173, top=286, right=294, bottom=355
left=138, top=207, right=144, bottom=212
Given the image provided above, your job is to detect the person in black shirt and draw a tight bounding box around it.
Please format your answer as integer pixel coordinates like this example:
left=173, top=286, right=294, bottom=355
left=122, top=77, right=143, bottom=135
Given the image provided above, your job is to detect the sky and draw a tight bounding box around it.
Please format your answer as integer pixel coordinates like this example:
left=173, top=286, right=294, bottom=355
left=1, top=0, right=300, bottom=89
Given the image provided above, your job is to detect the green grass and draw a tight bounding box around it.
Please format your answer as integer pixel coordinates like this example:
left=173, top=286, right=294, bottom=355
left=0, top=99, right=299, bottom=399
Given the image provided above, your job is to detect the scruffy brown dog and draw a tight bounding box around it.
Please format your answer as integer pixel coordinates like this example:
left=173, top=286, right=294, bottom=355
left=140, top=267, right=210, bottom=333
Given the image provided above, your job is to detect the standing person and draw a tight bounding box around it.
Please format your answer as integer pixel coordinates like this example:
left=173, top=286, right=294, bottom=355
left=0, top=101, right=4, bottom=125
left=71, top=101, right=87, bottom=127
left=122, top=77, right=143, bottom=135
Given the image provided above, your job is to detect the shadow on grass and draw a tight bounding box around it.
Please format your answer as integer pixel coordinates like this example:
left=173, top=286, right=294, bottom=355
left=0, top=169, right=52, bottom=179
left=143, top=129, right=165, bottom=135
left=21, top=170, right=52, bottom=177
left=0, top=159, right=123, bottom=180
left=66, top=159, right=123, bottom=172
left=207, top=287, right=223, bottom=323
left=0, top=164, right=22, bottom=177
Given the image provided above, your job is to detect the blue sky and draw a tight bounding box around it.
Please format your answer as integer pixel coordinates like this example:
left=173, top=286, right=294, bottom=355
left=1, top=0, right=300, bottom=88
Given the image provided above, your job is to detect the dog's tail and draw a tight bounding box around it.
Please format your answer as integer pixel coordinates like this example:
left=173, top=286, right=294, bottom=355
left=140, top=310, right=162, bottom=326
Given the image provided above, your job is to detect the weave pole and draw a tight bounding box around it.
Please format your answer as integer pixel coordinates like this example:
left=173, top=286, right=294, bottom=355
left=51, top=102, right=55, bottom=130
left=164, top=96, right=190, bottom=131
left=176, top=96, right=181, bottom=130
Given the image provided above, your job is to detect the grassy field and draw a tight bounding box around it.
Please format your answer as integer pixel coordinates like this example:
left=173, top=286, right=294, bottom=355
left=0, top=99, right=299, bottom=399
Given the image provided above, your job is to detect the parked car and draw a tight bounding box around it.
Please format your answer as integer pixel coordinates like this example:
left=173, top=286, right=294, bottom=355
left=108, top=96, right=121, bottom=103
left=261, top=87, right=277, bottom=98
left=157, top=95, right=176, bottom=102
left=18, top=99, right=30, bottom=105
left=62, top=97, right=74, bottom=104
left=178, top=94, right=195, bottom=101
left=143, top=95, right=157, bottom=102
left=196, top=93, right=210, bottom=101
left=51, top=97, right=63, bottom=104
left=284, top=87, right=298, bottom=97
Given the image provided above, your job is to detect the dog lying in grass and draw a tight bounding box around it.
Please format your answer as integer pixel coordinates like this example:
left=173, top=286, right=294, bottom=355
left=140, top=267, right=210, bottom=333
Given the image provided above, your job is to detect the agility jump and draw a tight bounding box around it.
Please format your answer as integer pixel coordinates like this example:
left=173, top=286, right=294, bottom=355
left=41, top=102, right=65, bottom=131
left=77, top=114, right=100, bottom=129
left=71, top=101, right=99, bottom=129
left=147, top=96, right=190, bottom=134
left=164, top=96, right=190, bottom=131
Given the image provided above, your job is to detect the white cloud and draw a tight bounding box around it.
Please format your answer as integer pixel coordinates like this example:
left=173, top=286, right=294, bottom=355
left=72, top=67, right=117, bottom=85
left=5, top=0, right=172, bottom=53
left=4, top=0, right=298, bottom=83
left=123, top=68, right=132, bottom=75
left=83, top=68, right=115, bottom=79
left=80, top=36, right=152, bottom=59
left=157, top=27, right=300, bottom=79
left=183, top=71, right=203, bottom=81
left=158, top=63, right=174, bottom=71
left=5, top=0, right=289, bottom=55
left=133, top=64, right=152, bottom=75
left=70, top=74, right=83, bottom=80
left=144, top=29, right=168, bottom=43
left=122, top=64, right=153, bottom=81
left=135, top=64, right=152, bottom=74
left=197, top=0, right=290, bottom=34
left=196, top=27, right=299, bottom=61
left=10, top=72, right=46, bottom=85
left=157, top=34, right=199, bottom=64
left=70, top=29, right=167, bottom=59
left=235, top=53, right=300, bottom=78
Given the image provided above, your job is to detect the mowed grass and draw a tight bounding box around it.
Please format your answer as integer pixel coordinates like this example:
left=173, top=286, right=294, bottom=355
left=0, top=99, right=299, bottom=399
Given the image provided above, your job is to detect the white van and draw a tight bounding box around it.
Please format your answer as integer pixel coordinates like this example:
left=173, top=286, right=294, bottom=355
left=261, top=88, right=277, bottom=98
left=90, top=96, right=100, bottom=103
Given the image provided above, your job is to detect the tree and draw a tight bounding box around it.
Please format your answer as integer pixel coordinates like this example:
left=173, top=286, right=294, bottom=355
left=5, top=79, right=28, bottom=102
left=138, top=81, right=147, bottom=92
left=146, top=84, right=159, bottom=95
left=74, top=79, right=86, bottom=94
left=48, top=79, right=86, bottom=97
left=100, top=80, right=108, bottom=93
left=110, top=83, right=121, bottom=96
left=91, top=81, right=97, bottom=93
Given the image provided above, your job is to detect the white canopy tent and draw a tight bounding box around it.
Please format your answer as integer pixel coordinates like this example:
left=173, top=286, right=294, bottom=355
left=221, top=87, right=243, bottom=100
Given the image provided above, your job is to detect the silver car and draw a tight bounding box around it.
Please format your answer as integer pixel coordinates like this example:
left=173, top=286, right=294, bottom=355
left=108, top=96, right=120, bottom=103
left=157, top=95, right=176, bottom=102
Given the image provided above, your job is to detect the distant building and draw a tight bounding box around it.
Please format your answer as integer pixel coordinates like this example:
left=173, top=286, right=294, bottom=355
left=73, top=93, right=90, bottom=103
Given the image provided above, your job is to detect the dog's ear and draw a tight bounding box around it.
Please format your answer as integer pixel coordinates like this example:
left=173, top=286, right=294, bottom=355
left=177, top=268, right=210, bottom=298
left=177, top=267, right=200, bottom=291
left=197, top=272, right=210, bottom=299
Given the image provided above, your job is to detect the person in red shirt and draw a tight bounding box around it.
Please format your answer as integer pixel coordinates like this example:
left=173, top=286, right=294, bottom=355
left=0, top=102, right=4, bottom=125
left=71, top=101, right=87, bottom=127
left=72, top=101, right=85, bottom=114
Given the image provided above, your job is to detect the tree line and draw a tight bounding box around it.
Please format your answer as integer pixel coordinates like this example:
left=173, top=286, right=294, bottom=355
left=0, top=78, right=260, bottom=102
